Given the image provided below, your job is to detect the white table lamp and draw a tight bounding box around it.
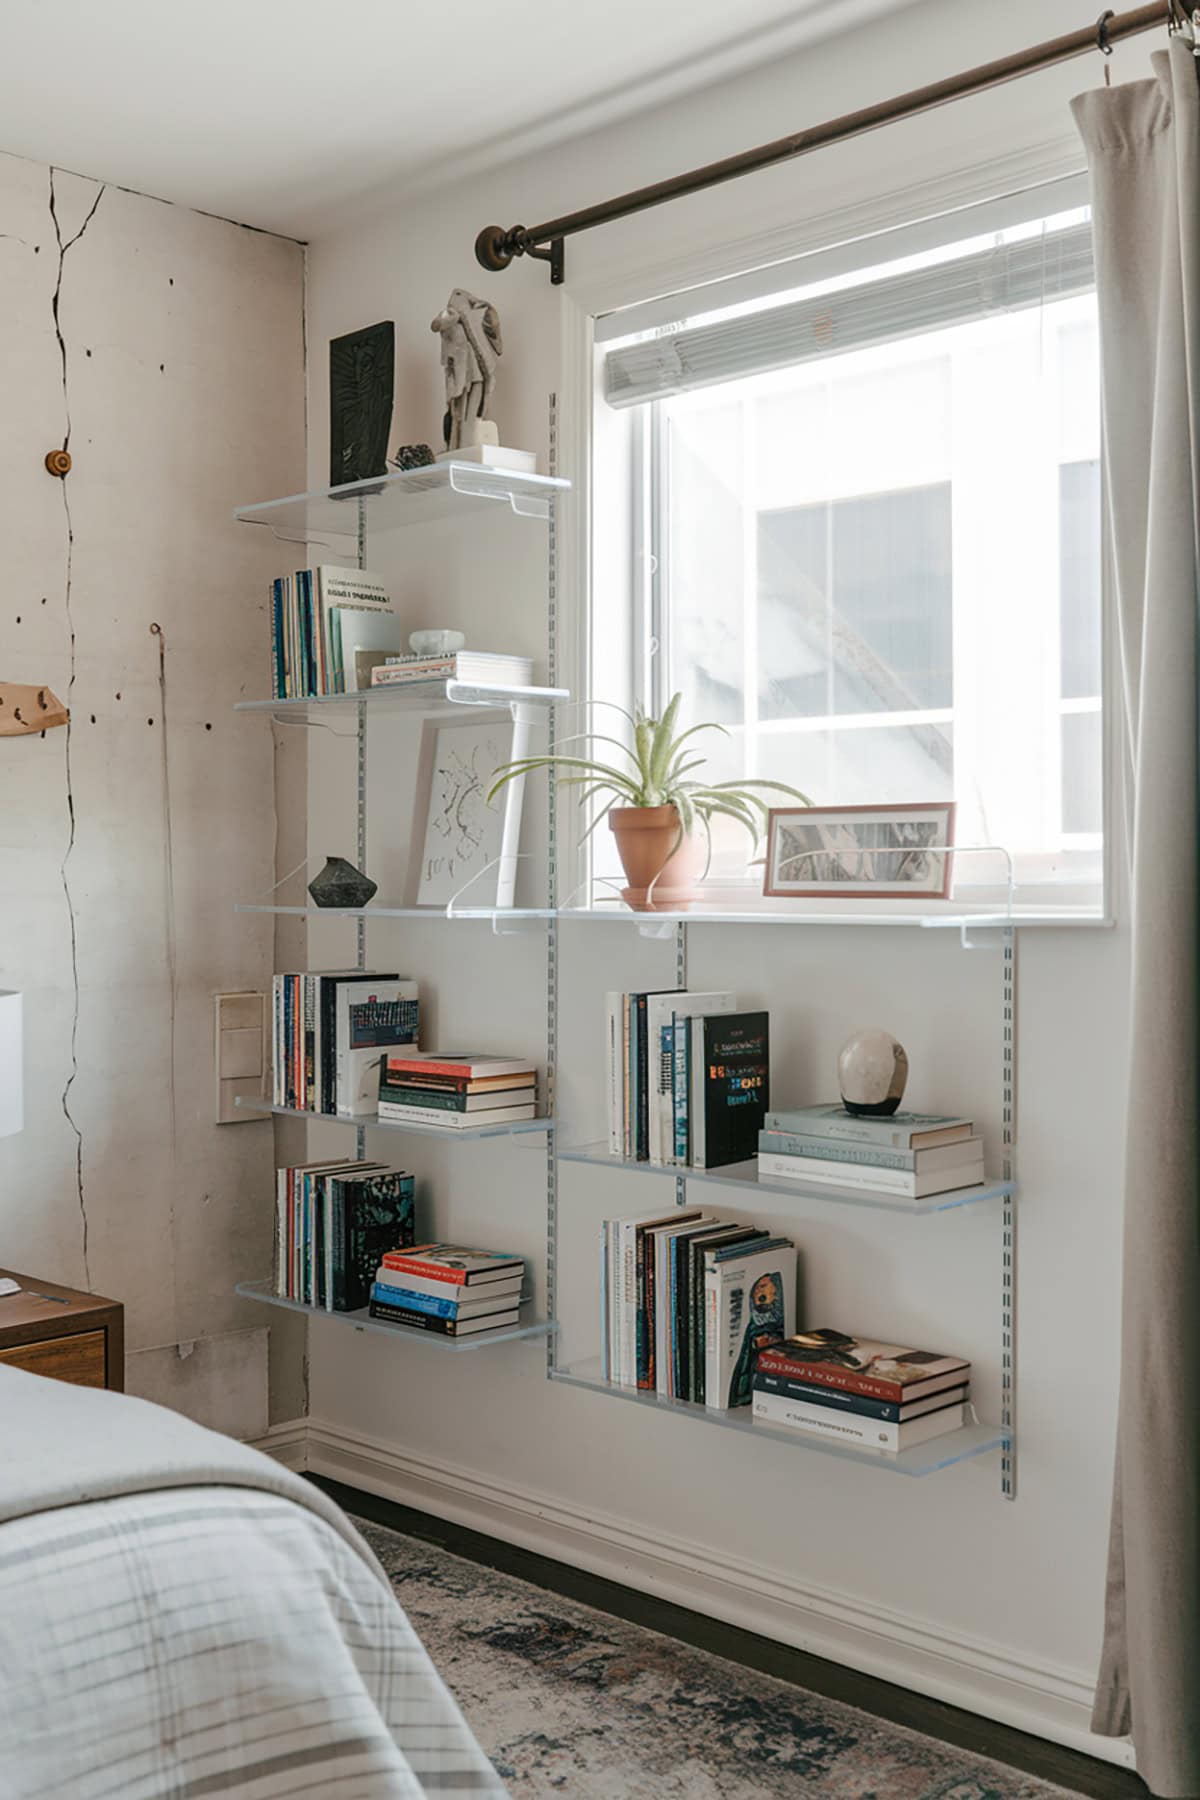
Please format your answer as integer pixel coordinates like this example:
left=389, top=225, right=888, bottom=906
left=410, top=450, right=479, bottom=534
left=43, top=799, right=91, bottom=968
left=0, top=992, right=22, bottom=1138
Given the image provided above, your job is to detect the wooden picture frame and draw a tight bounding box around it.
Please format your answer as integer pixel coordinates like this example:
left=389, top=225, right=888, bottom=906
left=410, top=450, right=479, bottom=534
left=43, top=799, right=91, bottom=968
left=763, top=802, right=956, bottom=900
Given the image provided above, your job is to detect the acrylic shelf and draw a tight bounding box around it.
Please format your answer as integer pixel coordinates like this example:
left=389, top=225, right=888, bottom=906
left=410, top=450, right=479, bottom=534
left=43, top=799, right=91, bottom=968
left=233, top=462, right=570, bottom=538
left=234, top=679, right=569, bottom=717
left=229, top=900, right=1102, bottom=933
left=235, top=1097, right=555, bottom=1140
left=550, top=1359, right=1008, bottom=1476
left=558, top=1144, right=1013, bottom=1215
left=236, top=1281, right=558, bottom=1351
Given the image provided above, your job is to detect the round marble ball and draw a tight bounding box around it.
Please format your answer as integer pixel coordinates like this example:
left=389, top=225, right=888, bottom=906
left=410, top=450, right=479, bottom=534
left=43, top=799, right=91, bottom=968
left=838, top=1028, right=909, bottom=1117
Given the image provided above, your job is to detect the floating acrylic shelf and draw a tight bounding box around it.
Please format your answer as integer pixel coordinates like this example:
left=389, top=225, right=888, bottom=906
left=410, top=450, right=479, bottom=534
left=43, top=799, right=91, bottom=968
left=557, top=1144, right=1013, bottom=1215
left=550, top=1360, right=1008, bottom=1476
left=234, top=679, right=570, bottom=717
left=230, top=900, right=1101, bottom=932
left=233, top=462, right=570, bottom=538
left=235, top=1097, right=555, bottom=1140
left=236, top=1281, right=558, bottom=1351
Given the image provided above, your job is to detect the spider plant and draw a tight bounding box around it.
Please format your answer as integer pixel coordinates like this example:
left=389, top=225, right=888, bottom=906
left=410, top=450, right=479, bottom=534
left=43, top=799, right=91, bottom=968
left=488, top=692, right=810, bottom=875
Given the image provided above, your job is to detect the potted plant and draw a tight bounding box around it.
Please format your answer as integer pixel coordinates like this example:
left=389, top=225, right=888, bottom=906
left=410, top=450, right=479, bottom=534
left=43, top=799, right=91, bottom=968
left=488, top=693, right=809, bottom=911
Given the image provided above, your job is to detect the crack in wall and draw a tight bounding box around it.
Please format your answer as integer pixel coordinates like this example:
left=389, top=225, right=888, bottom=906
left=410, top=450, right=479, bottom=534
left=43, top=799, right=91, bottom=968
left=49, top=168, right=104, bottom=1289
left=150, top=622, right=180, bottom=1325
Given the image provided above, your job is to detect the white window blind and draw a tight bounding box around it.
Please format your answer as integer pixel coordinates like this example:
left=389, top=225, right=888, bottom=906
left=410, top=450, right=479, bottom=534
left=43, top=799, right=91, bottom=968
left=603, top=220, right=1094, bottom=409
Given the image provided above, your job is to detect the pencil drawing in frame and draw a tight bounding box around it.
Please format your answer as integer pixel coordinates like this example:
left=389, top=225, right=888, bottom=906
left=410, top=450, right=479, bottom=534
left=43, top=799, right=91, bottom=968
left=403, top=709, right=526, bottom=911
left=763, top=802, right=956, bottom=900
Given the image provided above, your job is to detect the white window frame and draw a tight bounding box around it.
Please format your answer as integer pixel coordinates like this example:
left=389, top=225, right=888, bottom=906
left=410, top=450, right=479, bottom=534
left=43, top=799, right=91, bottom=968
left=554, top=151, right=1115, bottom=924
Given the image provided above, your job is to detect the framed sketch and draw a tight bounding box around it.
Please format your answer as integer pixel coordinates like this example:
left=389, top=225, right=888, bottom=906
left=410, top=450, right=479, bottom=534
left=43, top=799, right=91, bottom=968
left=763, top=802, right=956, bottom=900
left=404, top=710, right=527, bottom=910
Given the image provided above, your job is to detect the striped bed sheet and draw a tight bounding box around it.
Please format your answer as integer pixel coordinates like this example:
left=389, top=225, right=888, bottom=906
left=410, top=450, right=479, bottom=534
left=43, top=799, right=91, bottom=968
left=0, top=1370, right=505, bottom=1798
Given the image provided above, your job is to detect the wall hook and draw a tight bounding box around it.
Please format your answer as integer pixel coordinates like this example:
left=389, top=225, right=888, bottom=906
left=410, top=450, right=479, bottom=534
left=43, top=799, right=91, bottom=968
left=44, top=449, right=71, bottom=478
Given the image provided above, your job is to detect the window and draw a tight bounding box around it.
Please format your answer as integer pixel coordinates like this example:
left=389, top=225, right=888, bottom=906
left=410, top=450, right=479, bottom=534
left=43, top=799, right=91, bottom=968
left=596, top=206, right=1105, bottom=910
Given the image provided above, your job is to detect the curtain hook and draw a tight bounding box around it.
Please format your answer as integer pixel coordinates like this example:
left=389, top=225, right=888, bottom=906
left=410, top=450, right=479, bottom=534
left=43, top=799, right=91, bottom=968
left=1096, top=9, right=1114, bottom=83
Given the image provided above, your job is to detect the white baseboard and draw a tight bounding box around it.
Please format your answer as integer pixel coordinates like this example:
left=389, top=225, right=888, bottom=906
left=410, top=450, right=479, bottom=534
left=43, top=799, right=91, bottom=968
left=251, top=1416, right=309, bottom=1471
left=305, top=1415, right=1136, bottom=1774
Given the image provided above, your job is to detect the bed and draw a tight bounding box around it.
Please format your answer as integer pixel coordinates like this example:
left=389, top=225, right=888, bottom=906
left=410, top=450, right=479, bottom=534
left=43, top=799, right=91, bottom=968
left=0, top=1364, right=506, bottom=1798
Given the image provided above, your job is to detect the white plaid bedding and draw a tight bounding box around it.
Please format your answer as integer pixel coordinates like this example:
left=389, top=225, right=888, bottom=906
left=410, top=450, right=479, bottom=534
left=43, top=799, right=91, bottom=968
left=0, top=1371, right=505, bottom=1798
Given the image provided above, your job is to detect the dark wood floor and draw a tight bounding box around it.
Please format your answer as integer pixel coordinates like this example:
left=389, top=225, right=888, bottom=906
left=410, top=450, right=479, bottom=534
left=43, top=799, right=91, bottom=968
left=313, top=1475, right=1149, bottom=1800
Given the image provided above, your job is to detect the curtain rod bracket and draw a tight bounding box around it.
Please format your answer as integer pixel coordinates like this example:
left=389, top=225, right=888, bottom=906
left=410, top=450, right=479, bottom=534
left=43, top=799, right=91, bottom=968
left=475, top=225, right=564, bottom=285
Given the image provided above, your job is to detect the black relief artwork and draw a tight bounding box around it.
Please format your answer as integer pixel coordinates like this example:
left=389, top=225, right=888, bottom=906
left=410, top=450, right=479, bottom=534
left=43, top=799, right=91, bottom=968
left=329, top=320, right=395, bottom=487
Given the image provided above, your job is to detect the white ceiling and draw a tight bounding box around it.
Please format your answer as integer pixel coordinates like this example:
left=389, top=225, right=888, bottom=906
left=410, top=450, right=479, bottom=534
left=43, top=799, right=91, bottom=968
left=0, top=0, right=922, bottom=240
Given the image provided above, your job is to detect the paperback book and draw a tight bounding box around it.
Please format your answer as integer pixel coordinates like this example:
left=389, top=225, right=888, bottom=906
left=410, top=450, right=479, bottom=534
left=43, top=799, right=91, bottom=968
left=755, top=1330, right=970, bottom=1404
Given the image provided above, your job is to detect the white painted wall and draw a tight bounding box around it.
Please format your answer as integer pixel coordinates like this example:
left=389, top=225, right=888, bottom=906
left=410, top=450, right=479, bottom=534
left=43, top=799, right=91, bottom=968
left=0, top=152, right=308, bottom=1423
left=301, top=0, right=1144, bottom=1758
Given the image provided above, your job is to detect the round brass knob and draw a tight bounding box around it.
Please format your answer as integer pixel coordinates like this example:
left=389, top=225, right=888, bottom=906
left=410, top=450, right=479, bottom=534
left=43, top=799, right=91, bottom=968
left=44, top=449, right=71, bottom=478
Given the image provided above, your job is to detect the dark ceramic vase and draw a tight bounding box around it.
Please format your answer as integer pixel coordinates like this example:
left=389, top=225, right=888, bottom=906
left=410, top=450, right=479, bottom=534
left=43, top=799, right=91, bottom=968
left=308, top=856, right=377, bottom=909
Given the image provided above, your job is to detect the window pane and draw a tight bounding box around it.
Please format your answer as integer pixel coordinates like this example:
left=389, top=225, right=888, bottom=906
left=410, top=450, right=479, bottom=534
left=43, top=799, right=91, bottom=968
left=1060, top=459, right=1102, bottom=699
left=1062, top=710, right=1103, bottom=834
left=757, top=484, right=953, bottom=720
left=757, top=723, right=954, bottom=809
left=832, top=485, right=953, bottom=714
left=666, top=403, right=744, bottom=726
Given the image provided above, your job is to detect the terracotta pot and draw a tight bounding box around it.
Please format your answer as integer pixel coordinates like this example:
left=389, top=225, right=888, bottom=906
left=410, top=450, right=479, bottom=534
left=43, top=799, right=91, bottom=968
left=608, top=805, right=706, bottom=912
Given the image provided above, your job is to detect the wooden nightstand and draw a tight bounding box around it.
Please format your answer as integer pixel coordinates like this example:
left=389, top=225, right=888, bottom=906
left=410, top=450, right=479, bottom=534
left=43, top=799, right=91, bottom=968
left=0, top=1269, right=124, bottom=1390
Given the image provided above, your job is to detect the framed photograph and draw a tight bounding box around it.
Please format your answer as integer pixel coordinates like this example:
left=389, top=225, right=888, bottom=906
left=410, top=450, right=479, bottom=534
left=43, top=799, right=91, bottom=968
left=763, top=802, right=956, bottom=900
left=403, top=710, right=526, bottom=910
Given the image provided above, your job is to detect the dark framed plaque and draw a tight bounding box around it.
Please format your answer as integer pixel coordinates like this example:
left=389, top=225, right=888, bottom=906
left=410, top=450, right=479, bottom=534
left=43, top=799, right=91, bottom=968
left=329, top=320, right=394, bottom=487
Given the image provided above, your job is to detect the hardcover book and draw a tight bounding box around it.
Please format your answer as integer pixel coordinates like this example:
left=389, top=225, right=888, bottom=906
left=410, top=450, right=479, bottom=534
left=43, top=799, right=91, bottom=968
left=380, top=1244, right=524, bottom=1286
left=384, top=1052, right=536, bottom=1081
left=756, top=1151, right=984, bottom=1199
left=753, top=1369, right=968, bottom=1424
left=763, top=1105, right=973, bottom=1150
left=755, top=1329, right=970, bottom=1403
left=645, top=991, right=736, bottom=1166
left=704, top=1238, right=797, bottom=1410
left=331, top=1170, right=415, bottom=1312
left=367, top=1299, right=520, bottom=1336
left=335, top=978, right=418, bottom=1116
left=690, top=1011, right=769, bottom=1169
left=752, top=1390, right=967, bottom=1452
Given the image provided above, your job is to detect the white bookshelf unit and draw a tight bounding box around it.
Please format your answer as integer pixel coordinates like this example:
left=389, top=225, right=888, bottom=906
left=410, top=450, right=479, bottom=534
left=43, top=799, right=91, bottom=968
left=232, top=437, right=1018, bottom=1490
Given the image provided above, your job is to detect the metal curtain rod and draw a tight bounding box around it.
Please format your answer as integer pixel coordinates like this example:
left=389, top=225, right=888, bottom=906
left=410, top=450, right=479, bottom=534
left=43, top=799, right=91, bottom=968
left=474, top=2, right=1181, bottom=285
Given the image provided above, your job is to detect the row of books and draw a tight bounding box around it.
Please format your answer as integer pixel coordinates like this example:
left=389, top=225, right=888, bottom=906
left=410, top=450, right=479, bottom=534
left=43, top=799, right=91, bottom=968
left=758, top=1105, right=985, bottom=1200
left=751, top=1331, right=971, bottom=1453
left=371, top=650, right=534, bottom=689
left=270, top=564, right=400, bottom=697
left=378, top=1052, right=539, bottom=1129
left=605, top=990, right=769, bottom=1170
left=273, top=1159, right=414, bottom=1311
left=272, top=970, right=418, bottom=1118
left=601, top=1206, right=797, bottom=1408
left=369, top=1243, right=527, bottom=1337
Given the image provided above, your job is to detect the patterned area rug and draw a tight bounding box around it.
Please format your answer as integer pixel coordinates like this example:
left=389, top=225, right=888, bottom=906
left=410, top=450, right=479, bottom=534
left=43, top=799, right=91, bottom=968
left=357, top=1517, right=1082, bottom=1800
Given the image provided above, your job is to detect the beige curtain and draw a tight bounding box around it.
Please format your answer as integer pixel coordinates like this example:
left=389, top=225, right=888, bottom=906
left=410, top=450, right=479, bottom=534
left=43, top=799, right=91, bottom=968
left=1071, top=44, right=1200, bottom=1800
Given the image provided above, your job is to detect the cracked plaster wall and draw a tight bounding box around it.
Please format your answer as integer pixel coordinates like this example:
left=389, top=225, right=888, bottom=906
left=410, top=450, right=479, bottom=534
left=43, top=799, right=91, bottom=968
left=0, top=152, right=308, bottom=1424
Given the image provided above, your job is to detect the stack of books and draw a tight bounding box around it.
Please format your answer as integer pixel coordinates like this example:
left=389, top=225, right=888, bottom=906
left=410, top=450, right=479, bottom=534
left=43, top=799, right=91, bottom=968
left=601, top=1208, right=796, bottom=1409
left=605, top=989, right=769, bottom=1170
left=371, top=649, right=534, bottom=689
left=377, top=1052, right=538, bottom=1129
left=274, top=1161, right=414, bottom=1312
left=752, top=1330, right=971, bottom=1453
left=273, top=970, right=418, bottom=1117
left=757, top=1105, right=984, bottom=1200
left=369, top=1243, right=526, bottom=1337
left=270, top=564, right=400, bottom=697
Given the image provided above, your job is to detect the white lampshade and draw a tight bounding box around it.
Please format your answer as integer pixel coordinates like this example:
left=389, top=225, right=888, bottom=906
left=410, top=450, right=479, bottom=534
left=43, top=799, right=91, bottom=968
left=0, top=992, right=22, bottom=1138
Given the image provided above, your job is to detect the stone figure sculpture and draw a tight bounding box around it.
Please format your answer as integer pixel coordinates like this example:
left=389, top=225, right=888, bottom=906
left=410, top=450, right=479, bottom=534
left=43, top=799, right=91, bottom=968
left=430, top=289, right=502, bottom=451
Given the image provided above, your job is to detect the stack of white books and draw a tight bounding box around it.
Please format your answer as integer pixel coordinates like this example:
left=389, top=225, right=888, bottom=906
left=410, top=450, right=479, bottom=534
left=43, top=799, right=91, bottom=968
left=757, top=1106, right=984, bottom=1200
